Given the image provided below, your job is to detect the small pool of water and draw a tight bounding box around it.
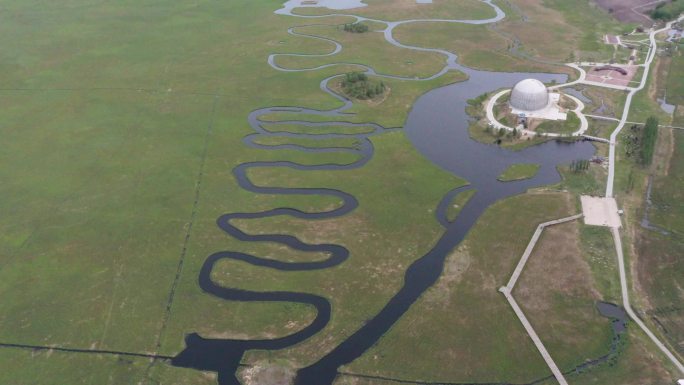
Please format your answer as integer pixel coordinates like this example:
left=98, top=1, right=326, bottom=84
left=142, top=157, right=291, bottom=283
left=276, top=0, right=367, bottom=14
left=597, top=301, right=628, bottom=334
left=658, top=97, right=675, bottom=114
left=562, top=87, right=591, bottom=104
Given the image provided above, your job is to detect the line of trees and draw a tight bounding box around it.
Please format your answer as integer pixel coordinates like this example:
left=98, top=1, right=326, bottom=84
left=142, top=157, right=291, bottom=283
left=341, top=72, right=385, bottom=100
left=570, top=159, right=590, bottom=173
left=343, top=23, right=369, bottom=33
left=640, top=116, right=659, bottom=165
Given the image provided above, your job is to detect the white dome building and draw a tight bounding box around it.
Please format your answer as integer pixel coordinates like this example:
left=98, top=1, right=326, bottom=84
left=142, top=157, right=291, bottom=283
left=510, top=79, right=549, bottom=112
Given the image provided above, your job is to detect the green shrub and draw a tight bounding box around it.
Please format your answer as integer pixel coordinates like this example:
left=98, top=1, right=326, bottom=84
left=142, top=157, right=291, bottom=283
left=341, top=72, right=386, bottom=100
left=343, top=22, right=369, bottom=33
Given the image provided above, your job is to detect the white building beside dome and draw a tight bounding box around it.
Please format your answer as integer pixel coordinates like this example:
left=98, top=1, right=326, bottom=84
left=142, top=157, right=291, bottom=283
left=510, top=79, right=550, bottom=112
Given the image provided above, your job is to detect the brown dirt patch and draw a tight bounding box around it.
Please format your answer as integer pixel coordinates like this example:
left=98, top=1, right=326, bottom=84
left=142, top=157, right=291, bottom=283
left=585, top=65, right=639, bottom=88
left=424, top=245, right=472, bottom=305
left=593, top=0, right=662, bottom=26
left=239, top=363, right=296, bottom=385
left=515, top=221, right=601, bottom=310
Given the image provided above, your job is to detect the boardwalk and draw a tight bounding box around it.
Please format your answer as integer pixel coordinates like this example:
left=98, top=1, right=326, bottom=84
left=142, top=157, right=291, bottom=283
left=500, top=214, right=582, bottom=385
left=581, top=134, right=611, bottom=143
left=499, top=287, right=569, bottom=385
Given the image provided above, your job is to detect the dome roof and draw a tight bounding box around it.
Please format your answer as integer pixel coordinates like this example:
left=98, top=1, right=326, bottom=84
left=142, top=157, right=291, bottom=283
left=510, top=79, right=549, bottom=111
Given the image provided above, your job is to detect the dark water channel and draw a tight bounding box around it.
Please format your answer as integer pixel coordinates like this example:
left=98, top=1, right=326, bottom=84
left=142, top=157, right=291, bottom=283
left=171, top=64, right=600, bottom=384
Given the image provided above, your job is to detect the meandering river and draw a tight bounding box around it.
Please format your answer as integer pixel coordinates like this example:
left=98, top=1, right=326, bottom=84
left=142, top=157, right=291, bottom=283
left=171, top=2, right=599, bottom=384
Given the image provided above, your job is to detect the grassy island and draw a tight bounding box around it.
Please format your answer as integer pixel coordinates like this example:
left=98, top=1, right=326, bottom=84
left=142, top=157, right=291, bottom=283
left=497, top=163, right=541, bottom=181
left=340, top=72, right=386, bottom=100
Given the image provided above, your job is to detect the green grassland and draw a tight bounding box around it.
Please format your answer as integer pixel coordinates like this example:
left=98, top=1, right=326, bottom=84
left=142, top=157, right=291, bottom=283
left=345, top=190, right=676, bottom=384
left=608, top=42, right=684, bottom=363
left=344, top=193, right=574, bottom=382
left=557, top=162, right=607, bottom=197
left=393, top=21, right=570, bottom=73
left=292, top=0, right=495, bottom=21
left=446, top=189, right=476, bottom=222
left=0, top=0, right=681, bottom=384
left=497, top=0, right=630, bottom=63
left=0, top=0, right=473, bottom=382
left=581, top=86, right=628, bottom=118
left=273, top=24, right=447, bottom=79
left=637, top=126, right=684, bottom=359
left=251, top=135, right=363, bottom=149
left=666, top=45, right=684, bottom=106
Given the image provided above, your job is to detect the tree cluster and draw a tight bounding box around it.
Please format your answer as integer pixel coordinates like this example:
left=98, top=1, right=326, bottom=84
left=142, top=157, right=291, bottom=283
left=343, top=23, right=369, bottom=33
left=652, top=0, right=684, bottom=20
left=341, top=72, right=385, bottom=100
left=623, top=117, right=659, bottom=166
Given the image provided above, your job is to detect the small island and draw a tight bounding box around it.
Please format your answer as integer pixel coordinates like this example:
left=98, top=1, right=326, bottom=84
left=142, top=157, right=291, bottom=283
left=497, top=163, right=541, bottom=181
left=340, top=72, right=387, bottom=100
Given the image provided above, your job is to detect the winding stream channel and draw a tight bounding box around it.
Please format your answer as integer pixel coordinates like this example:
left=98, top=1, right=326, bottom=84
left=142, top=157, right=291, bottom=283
left=171, top=1, right=600, bottom=384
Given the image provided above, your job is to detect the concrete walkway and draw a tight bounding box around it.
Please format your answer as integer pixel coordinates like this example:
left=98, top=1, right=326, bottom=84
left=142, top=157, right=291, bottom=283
left=500, top=214, right=582, bottom=385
